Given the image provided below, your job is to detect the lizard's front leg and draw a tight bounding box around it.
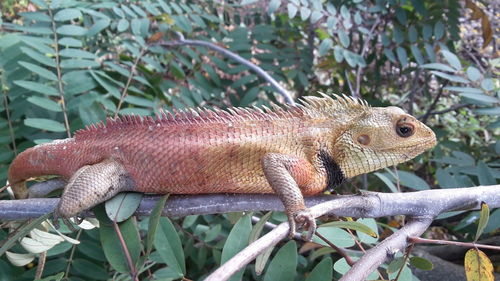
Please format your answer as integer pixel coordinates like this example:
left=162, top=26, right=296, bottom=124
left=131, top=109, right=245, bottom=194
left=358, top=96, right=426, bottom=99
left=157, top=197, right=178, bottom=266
left=54, top=159, right=134, bottom=220
left=262, top=153, right=322, bottom=240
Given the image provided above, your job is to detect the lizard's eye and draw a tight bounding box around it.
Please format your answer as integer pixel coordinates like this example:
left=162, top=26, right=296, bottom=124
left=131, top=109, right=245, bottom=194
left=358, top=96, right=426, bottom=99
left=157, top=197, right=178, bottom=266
left=396, top=120, right=414, bottom=138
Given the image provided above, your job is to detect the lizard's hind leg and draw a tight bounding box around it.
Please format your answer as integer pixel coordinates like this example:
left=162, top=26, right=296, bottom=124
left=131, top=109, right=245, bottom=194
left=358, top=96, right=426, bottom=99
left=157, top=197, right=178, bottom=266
left=54, top=159, right=134, bottom=220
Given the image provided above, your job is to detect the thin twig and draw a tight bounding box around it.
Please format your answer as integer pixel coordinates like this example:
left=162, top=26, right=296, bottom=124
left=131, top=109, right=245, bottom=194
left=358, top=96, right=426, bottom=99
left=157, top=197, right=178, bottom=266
left=35, top=251, right=47, bottom=279
left=1, top=73, right=17, bottom=156
left=315, top=231, right=355, bottom=266
left=114, top=47, right=148, bottom=117
left=354, top=18, right=381, bottom=99
left=112, top=220, right=139, bottom=281
left=394, top=243, right=413, bottom=281
left=419, top=81, right=448, bottom=123
left=157, top=32, right=294, bottom=105
left=64, top=229, right=82, bottom=279
left=48, top=8, right=71, bottom=138
left=408, top=236, right=500, bottom=251
left=423, top=103, right=471, bottom=116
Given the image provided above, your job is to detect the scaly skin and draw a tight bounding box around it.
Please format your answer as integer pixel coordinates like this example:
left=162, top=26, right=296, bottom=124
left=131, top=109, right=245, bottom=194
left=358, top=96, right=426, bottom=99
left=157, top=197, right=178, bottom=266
left=8, top=95, right=436, bottom=239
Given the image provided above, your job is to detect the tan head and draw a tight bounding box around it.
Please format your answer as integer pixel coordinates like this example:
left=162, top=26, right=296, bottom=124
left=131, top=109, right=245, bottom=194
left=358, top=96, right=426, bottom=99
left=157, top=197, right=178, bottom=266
left=334, top=106, right=436, bottom=178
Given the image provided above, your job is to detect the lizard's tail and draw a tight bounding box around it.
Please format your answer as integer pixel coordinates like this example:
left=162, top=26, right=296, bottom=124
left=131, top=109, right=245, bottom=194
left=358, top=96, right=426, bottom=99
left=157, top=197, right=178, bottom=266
left=8, top=138, right=77, bottom=199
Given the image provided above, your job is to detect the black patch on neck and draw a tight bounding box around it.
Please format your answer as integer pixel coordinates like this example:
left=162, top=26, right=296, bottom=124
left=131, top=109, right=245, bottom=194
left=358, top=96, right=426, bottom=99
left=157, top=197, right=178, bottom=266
left=318, top=150, right=345, bottom=191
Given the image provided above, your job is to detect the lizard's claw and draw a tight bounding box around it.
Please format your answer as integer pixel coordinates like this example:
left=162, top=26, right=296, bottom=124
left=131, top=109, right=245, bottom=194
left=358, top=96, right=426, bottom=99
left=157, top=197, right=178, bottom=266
left=290, top=209, right=317, bottom=241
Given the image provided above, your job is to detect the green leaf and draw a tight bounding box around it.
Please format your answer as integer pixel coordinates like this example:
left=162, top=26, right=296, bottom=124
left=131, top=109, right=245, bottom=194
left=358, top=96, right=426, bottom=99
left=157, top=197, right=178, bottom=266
left=310, top=11, right=323, bottom=24
left=356, top=218, right=379, bottom=244
left=444, top=86, right=483, bottom=94
left=396, top=47, right=408, bottom=67
left=18, top=61, right=58, bottom=81
left=72, top=259, right=108, bottom=280
left=421, top=63, right=455, bottom=72
left=287, top=3, right=298, bottom=18
left=434, top=20, right=445, bottom=40
left=251, top=212, right=273, bottom=275
left=338, top=29, right=350, bottom=48
left=105, top=193, right=143, bottom=223
left=410, top=256, right=434, bottom=271
left=436, top=168, right=458, bottom=188
left=20, top=11, right=51, bottom=22
left=14, top=80, right=59, bottom=96
left=466, top=66, right=482, bottom=81
left=408, top=25, right=418, bottom=43
left=475, top=107, right=500, bottom=115
left=59, top=48, right=97, bottom=59
left=24, top=118, right=66, bottom=132
left=249, top=212, right=272, bottom=243
left=305, top=257, right=333, bottom=281
left=56, top=25, right=87, bottom=36
left=89, top=70, right=121, bottom=97
left=384, top=48, right=397, bottom=63
left=146, top=195, right=169, bottom=256
left=54, top=8, right=82, bottom=21
left=477, top=161, right=496, bottom=185
left=395, top=7, right=407, bottom=25
left=319, top=220, right=378, bottom=238
left=395, top=171, right=430, bottom=190
left=312, top=226, right=355, bottom=247
left=475, top=202, right=489, bottom=242
left=374, top=172, right=398, bottom=192
left=96, top=206, right=141, bottom=274
left=460, top=93, right=499, bottom=104
left=263, top=241, right=297, bottom=281
left=387, top=257, right=405, bottom=273
left=221, top=213, right=252, bottom=281
left=117, top=19, right=129, bottom=32
left=204, top=224, right=222, bottom=243
left=319, top=38, right=333, bottom=56
left=20, top=47, right=56, bottom=67
left=430, top=71, right=469, bottom=83
left=268, top=0, right=281, bottom=14
left=27, top=96, right=62, bottom=112
left=393, top=26, right=404, bottom=44
left=300, top=7, right=311, bottom=21
left=424, top=43, right=436, bottom=62
left=154, top=217, right=186, bottom=275
left=441, top=50, right=461, bottom=71
left=481, top=78, right=494, bottom=91
left=87, top=18, right=111, bottom=37
left=422, top=24, right=432, bottom=41
left=60, top=59, right=100, bottom=69
left=410, top=44, right=424, bottom=65
left=58, top=37, right=83, bottom=47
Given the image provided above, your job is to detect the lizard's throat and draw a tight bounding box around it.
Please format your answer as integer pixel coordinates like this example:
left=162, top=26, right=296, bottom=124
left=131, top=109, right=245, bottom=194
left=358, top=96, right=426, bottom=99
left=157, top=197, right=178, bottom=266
left=318, top=150, right=345, bottom=191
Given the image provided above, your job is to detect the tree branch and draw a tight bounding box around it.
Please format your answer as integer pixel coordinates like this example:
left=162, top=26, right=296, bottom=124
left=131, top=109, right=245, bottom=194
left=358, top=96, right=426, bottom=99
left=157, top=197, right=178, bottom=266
left=2, top=184, right=499, bottom=281
left=205, top=185, right=500, bottom=281
left=157, top=32, right=295, bottom=105
left=341, top=217, right=432, bottom=281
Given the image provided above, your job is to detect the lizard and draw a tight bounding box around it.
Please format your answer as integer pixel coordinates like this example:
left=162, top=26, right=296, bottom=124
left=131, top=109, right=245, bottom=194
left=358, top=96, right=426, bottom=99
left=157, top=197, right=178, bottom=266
left=7, top=94, right=436, bottom=239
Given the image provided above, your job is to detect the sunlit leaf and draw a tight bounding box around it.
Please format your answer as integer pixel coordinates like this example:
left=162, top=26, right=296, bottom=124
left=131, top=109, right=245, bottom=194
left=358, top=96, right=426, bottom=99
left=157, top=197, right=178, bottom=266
left=464, top=249, right=494, bottom=281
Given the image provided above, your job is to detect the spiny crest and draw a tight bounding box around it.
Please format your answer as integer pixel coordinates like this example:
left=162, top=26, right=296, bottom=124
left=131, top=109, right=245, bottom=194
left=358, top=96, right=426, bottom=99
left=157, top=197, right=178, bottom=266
left=298, top=92, right=370, bottom=117
left=74, top=94, right=369, bottom=139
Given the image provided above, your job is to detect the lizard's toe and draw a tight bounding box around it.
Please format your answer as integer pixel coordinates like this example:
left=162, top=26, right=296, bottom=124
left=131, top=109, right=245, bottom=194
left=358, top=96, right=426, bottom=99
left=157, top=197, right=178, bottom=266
left=293, top=209, right=317, bottom=241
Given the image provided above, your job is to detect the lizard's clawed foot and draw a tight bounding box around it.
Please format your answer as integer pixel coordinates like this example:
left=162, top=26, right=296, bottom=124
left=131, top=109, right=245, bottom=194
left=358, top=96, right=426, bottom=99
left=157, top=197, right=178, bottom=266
left=289, top=209, right=317, bottom=241
left=52, top=209, right=79, bottom=231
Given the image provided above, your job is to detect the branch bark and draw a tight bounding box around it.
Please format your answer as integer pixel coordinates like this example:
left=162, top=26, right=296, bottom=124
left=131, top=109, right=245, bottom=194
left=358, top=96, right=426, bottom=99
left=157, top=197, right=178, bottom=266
left=2, top=183, right=499, bottom=281
left=157, top=32, right=295, bottom=105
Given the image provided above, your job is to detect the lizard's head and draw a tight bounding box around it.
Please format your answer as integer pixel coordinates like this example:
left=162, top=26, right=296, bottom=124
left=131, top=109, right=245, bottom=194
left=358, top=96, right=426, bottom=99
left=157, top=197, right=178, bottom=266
left=335, top=106, right=436, bottom=179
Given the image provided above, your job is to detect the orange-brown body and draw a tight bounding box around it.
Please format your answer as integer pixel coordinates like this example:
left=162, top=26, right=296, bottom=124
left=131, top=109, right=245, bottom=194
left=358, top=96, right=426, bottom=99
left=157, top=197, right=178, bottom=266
left=9, top=111, right=331, bottom=196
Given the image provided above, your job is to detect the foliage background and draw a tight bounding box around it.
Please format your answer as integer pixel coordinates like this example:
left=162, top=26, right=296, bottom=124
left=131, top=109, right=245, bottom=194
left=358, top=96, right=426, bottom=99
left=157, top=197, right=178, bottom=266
left=0, top=0, right=498, bottom=280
